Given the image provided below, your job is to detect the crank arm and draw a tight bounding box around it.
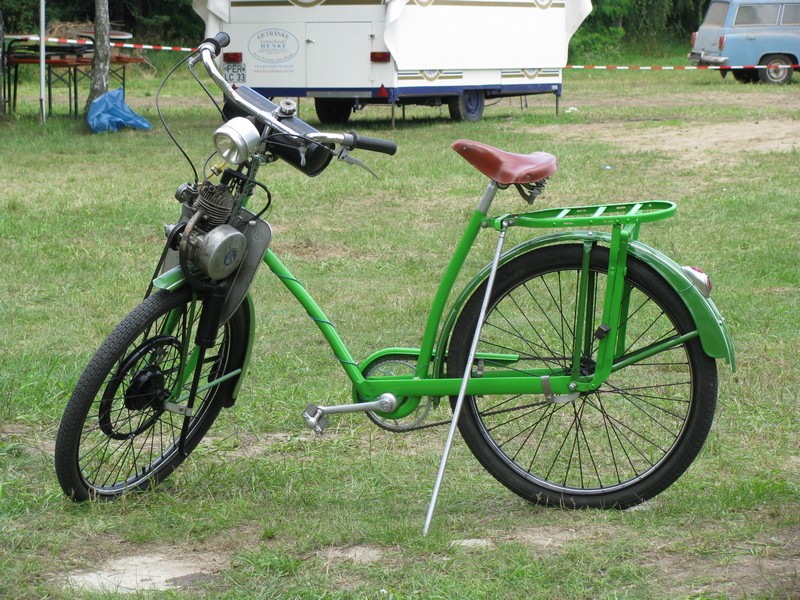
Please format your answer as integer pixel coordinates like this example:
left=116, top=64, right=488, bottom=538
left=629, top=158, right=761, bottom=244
left=302, top=394, right=398, bottom=433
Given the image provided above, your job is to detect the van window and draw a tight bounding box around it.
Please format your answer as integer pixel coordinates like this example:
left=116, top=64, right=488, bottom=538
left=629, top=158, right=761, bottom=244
left=704, top=1, right=731, bottom=26
left=734, top=4, right=780, bottom=25
left=782, top=4, right=800, bottom=24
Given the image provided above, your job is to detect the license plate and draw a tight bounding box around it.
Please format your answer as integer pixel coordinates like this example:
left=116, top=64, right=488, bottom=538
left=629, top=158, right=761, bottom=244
left=224, top=63, right=247, bottom=84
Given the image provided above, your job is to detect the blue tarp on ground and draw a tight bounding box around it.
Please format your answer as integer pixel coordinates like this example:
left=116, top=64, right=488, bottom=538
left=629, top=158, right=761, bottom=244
left=87, top=88, right=151, bottom=133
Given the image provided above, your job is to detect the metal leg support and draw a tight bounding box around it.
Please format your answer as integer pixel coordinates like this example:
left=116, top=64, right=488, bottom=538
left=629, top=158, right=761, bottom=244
left=423, top=225, right=509, bottom=535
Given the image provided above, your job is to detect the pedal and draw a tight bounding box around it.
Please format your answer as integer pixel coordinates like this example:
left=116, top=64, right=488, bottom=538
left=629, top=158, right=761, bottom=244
left=300, top=394, right=399, bottom=434
left=302, top=404, right=328, bottom=434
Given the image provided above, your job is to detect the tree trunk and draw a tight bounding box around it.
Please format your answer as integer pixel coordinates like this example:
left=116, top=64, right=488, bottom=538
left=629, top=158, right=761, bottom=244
left=0, top=9, right=5, bottom=117
left=84, top=0, right=111, bottom=115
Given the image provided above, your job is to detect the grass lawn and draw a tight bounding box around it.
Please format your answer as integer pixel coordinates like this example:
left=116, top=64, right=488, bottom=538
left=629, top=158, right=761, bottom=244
left=0, top=50, right=798, bottom=599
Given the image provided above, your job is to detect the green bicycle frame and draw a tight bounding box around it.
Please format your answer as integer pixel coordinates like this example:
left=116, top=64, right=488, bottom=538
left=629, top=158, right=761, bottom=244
left=261, top=183, right=734, bottom=419
left=156, top=181, right=735, bottom=420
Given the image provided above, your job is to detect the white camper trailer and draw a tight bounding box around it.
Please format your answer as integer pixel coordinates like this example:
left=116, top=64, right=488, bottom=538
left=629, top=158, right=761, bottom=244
left=192, top=0, right=592, bottom=124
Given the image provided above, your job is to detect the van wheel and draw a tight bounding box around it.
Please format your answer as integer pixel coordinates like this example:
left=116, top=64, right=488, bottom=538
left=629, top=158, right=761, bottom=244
left=732, top=69, right=758, bottom=84
left=315, top=98, right=353, bottom=124
left=758, top=55, right=794, bottom=84
left=448, top=91, right=484, bottom=122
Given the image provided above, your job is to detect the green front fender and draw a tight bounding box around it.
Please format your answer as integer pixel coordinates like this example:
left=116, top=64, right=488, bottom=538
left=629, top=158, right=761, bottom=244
left=434, top=232, right=735, bottom=377
left=152, top=268, right=256, bottom=401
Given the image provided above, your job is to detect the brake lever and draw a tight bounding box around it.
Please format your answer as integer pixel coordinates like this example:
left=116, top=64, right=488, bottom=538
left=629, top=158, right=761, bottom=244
left=336, top=148, right=380, bottom=179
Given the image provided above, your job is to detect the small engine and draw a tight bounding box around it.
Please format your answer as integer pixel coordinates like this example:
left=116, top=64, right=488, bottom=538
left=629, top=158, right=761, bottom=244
left=179, top=182, right=247, bottom=281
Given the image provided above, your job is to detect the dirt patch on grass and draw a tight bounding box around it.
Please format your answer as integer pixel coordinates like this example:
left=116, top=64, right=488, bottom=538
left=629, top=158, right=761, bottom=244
left=527, top=119, right=800, bottom=165
left=644, top=532, right=800, bottom=598
left=317, top=544, right=387, bottom=565
left=64, top=549, right=228, bottom=594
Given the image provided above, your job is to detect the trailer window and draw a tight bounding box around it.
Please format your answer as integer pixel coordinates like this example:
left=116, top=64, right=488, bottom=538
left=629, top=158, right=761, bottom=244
left=782, top=4, right=800, bottom=24
left=734, top=4, right=780, bottom=25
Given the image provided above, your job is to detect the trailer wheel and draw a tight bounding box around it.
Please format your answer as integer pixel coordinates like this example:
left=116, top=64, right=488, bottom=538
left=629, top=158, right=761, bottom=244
left=314, top=98, right=353, bottom=124
left=448, top=91, right=484, bottom=122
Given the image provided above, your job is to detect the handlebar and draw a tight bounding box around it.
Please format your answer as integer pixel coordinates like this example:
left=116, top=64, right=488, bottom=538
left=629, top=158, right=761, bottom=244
left=193, top=33, right=397, bottom=157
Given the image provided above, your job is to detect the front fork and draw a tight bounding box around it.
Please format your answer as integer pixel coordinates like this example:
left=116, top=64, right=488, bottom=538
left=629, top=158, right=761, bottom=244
left=177, top=281, right=229, bottom=455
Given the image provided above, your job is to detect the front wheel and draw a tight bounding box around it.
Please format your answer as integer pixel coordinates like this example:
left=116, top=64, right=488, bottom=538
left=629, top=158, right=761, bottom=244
left=447, top=244, right=718, bottom=508
left=55, top=287, right=249, bottom=501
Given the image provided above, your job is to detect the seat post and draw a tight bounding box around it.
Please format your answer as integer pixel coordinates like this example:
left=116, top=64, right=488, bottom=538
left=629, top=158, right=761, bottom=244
left=477, top=179, right=500, bottom=213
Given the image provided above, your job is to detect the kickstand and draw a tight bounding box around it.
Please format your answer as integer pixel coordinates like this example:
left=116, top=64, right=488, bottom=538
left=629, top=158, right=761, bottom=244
left=423, top=225, right=509, bottom=535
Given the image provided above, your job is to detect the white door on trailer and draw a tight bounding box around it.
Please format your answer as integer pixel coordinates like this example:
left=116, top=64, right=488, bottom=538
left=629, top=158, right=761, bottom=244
left=306, top=22, right=374, bottom=90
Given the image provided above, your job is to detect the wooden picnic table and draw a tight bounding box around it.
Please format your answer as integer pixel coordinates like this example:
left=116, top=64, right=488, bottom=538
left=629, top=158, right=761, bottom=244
left=3, top=35, right=144, bottom=117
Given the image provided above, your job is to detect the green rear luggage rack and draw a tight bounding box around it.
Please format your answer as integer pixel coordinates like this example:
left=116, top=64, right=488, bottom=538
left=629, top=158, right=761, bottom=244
left=485, top=201, right=676, bottom=230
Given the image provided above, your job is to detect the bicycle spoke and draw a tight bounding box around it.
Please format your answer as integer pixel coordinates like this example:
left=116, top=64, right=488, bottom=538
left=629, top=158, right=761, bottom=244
left=448, top=244, right=716, bottom=506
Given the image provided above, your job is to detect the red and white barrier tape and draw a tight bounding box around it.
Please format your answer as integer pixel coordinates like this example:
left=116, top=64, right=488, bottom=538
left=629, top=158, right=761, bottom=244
left=566, top=64, right=799, bottom=70
left=10, top=35, right=195, bottom=52
left=10, top=37, right=799, bottom=67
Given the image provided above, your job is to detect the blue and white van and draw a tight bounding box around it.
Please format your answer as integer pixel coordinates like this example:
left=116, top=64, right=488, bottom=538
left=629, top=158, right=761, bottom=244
left=689, top=0, right=799, bottom=83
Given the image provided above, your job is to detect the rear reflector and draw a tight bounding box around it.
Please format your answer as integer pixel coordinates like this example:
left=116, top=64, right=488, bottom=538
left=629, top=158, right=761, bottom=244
left=682, top=266, right=712, bottom=298
left=370, top=52, right=391, bottom=63
left=223, top=52, right=243, bottom=63
left=718, top=35, right=726, bottom=51
left=691, top=32, right=697, bottom=46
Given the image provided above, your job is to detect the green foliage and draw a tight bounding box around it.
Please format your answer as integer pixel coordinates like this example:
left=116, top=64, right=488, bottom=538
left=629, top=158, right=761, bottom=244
left=570, top=0, right=630, bottom=62
left=625, top=0, right=673, bottom=46
left=0, top=0, right=203, bottom=44
left=119, top=0, right=205, bottom=45
left=0, top=0, right=50, bottom=33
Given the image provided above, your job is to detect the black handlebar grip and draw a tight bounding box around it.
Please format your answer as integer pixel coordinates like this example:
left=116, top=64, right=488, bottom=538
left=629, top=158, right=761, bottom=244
left=349, top=132, right=398, bottom=156
left=202, top=32, right=231, bottom=56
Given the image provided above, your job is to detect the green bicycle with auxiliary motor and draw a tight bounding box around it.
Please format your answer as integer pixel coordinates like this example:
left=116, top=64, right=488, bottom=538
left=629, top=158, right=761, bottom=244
left=54, top=33, right=735, bottom=531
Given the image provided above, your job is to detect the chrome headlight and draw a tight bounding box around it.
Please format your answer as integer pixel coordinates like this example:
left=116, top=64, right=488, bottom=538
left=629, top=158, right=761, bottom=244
left=213, top=117, right=261, bottom=165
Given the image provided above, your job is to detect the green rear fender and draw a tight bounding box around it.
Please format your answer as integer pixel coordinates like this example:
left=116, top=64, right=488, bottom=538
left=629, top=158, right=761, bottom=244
left=435, top=232, right=735, bottom=376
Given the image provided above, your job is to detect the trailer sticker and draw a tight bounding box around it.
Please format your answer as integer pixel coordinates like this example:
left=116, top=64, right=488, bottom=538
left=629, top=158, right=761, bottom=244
left=248, top=29, right=300, bottom=64
left=398, top=70, right=463, bottom=81
left=501, top=68, right=560, bottom=80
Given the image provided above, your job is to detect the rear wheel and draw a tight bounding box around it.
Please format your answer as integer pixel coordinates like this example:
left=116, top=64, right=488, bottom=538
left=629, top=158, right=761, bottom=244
left=758, top=54, right=794, bottom=84
left=447, top=244, right=718, bottom=508
left=314, top=98, right=353, bottom=124
left=55, top=288, right=249, bottom=501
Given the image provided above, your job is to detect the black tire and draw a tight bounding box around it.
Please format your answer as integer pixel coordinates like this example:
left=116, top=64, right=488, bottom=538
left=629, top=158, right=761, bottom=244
left=55, top=287, right=249, bottom=501
left=447, top=90, right=485, bottom=122
left=314, top=98, right=353, bottom=125
left=447, top=244, right=718, bottom=509
left=758, top=54, right=794, bottom=84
